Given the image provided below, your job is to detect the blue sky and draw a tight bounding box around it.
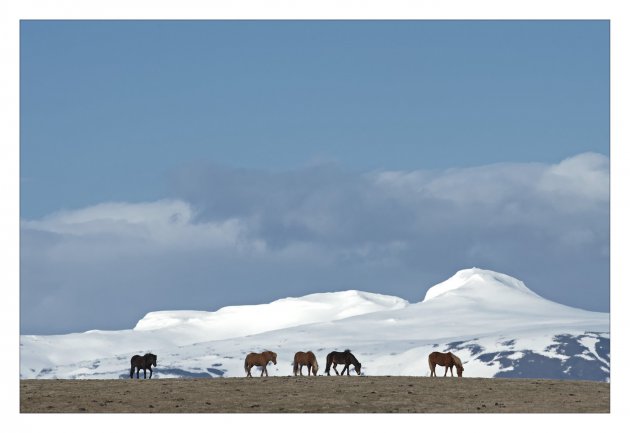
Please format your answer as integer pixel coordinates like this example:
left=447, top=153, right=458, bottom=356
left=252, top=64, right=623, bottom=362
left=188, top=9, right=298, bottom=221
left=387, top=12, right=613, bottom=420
left=20, top=20, right=610, bottom=334
left=21, top=20, right=609, bottom=218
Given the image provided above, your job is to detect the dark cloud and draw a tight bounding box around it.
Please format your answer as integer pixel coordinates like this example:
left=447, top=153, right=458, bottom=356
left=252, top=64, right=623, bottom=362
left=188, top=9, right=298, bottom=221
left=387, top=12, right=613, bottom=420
left=21, top=153, right=609, bottom=334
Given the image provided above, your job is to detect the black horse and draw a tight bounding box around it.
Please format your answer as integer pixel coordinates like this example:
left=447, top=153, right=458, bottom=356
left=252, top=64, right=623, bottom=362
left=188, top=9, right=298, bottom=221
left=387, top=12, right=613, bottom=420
left=130, top=353, right=157, bottom=379
left=325, top=350, right=362, bottom=376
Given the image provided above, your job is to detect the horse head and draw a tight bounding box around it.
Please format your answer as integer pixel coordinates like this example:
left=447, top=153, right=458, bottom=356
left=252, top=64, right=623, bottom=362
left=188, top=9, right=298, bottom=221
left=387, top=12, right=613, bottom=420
left=450, top=353, right=463, bottom=377
left=270, top=351, right=277, bottom=365
left=146, top=353, right=157, bottom=367
left=355, top=362, right=362, bottom=375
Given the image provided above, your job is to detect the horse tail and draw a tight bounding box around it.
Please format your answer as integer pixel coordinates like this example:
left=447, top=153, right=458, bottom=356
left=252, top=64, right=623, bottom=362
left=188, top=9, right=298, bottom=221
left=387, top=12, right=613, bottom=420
left=312, top=355, right=319, bottom=372
left=244, top=356, right=248, bottom=372
left=130, top=355, right=138, bottom=378
left=325, top=353, right=332, bottom=374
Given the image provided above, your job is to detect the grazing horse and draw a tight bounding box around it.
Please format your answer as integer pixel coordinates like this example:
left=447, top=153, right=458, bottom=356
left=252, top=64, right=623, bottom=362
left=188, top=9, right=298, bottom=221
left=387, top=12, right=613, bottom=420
left=428, top=351, right=464, bottom=377
left=325, top=350, right=362, bottom=376
left=244, top=350, right=277, bottom=377
left=130, top=353, right=157, bottom=379
left=293, top=351, right=319, bottom=376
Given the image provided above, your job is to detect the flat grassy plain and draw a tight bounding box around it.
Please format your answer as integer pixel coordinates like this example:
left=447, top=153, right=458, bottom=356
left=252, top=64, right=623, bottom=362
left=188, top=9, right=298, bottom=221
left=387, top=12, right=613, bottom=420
left=20, top=376, right=609, bottom=413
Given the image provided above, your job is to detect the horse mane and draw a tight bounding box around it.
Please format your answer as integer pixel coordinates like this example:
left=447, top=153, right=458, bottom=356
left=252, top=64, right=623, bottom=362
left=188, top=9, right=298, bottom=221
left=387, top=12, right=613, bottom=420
left=344, top=349, right=351, bottom=353
left=450, top=353, right=463, bottom=368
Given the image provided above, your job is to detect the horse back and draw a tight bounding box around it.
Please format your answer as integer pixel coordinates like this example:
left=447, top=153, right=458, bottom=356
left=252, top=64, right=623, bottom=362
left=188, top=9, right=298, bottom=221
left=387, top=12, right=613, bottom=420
left=326, top=351, right=339, bottom=363
left=328, top=351, right=352, bottom=364
left=429, top=351, right=451, bottom=366
left=295, top=351, right=314, bottom=363
left=246, top=351, right=273, bottom=366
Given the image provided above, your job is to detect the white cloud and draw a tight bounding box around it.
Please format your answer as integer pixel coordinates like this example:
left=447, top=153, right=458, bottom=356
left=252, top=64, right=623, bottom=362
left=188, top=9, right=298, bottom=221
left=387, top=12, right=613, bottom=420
left=22, top=199, right=267, bottom=254
left=20, top=153, right=610, bottom=334
left=374, top=152, right=609, bottom=212
left=537, top=152, right=609, bottom=210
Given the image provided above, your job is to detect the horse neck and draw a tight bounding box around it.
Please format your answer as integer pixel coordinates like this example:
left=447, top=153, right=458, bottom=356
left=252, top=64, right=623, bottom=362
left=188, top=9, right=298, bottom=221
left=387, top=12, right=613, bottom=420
left=450, top=354, right=461, bottom=367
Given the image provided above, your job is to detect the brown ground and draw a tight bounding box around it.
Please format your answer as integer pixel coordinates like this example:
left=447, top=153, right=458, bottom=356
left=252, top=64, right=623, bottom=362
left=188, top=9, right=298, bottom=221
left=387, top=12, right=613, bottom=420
left=20, top=376, right=609, bottom=413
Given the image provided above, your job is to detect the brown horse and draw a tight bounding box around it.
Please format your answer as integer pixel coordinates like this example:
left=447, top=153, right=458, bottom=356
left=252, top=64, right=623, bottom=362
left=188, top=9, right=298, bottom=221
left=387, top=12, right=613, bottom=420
left=130, top=353, right=157, bottom=379
left=325, top=350, right=362, bottom=376
left=244, top=350, right=277, bottom=377
left=293, top=351, right=319, bottom=376
left=428, top=351, right=464, bottom=377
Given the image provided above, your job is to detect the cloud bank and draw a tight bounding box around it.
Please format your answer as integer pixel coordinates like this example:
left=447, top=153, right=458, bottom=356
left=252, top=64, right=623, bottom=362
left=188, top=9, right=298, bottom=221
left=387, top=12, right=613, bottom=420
left=21, top=153, right=609, bottom=334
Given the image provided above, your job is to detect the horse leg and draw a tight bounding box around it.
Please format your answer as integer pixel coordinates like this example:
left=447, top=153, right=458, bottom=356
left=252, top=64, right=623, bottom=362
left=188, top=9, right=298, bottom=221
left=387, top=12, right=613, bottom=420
left=300, top=364, right=304, bottom=376
left=148, top=367, right=153, bottom=379
left=246, top=365, right=252, bottom=377
left=143, top=368, right=147, bottom=379
left=341, top=364, right=348, bottom=375
left=136, top=367, right=140, bottom=379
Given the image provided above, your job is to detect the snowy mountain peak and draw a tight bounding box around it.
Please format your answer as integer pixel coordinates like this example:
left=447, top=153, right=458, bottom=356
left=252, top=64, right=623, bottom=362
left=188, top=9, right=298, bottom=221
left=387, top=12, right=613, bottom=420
left=20, top=267, right=609, bottom=381
left=134, top=289, right=408, bottom=335
left=423, top=267, right=541, bottom=302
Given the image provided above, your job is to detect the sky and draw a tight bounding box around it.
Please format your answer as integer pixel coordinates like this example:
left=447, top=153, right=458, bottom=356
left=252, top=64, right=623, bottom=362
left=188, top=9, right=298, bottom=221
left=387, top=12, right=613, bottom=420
left=19, top=20, right=610, bottom=335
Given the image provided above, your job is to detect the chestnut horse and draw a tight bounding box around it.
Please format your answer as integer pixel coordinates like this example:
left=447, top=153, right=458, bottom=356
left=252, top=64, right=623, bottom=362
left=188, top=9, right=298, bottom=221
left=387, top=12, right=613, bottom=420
left=244, top=350, right=277, bottom=377
left=130, top=353, right=157, bottom=379
left=428, top=351, right=464, bottom=377
left=325, top=350, right=362, bottom=376
left=293, top=351, right=319, bottom=376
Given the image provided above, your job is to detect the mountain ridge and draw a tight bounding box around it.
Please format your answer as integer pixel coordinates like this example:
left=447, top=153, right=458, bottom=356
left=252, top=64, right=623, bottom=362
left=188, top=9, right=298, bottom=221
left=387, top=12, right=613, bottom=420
left=20, top=268, right=609, bottom=381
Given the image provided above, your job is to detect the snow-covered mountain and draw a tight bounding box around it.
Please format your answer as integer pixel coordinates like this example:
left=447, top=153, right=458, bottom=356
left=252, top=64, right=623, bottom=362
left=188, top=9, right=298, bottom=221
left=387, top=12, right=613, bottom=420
left=20, top=268, right=610, bottom=381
